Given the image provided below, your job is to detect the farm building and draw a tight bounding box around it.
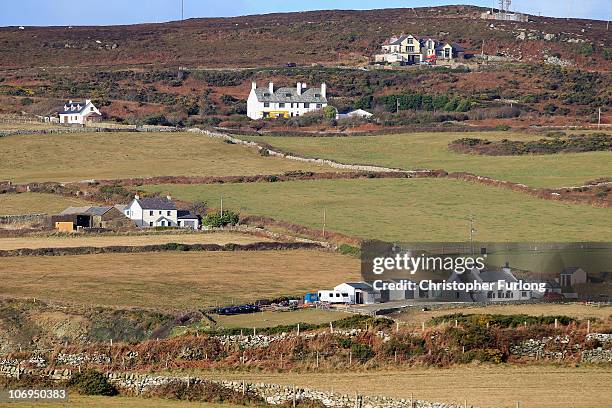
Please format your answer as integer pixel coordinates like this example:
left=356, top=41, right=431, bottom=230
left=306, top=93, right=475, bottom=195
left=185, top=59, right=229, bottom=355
left=58, top=100, right=102, bottom=124
left=123, top=195, right=200, bottom=229
left=247, top=82, right=328, bottom=119
left=53, top=205, right=132, bottom=231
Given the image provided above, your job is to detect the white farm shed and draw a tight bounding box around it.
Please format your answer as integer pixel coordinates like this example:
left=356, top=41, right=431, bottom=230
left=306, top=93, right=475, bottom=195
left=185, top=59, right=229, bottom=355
left=333, top=282, right=376, bottom=305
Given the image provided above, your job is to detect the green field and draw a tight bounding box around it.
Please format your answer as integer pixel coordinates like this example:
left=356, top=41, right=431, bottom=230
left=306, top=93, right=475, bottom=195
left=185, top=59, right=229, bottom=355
left=141, top=178, right=612, bottom=242
left=213, top=308, right=345, bottom=329
left=0, top=193, right=94, bottom=215
left=239, top=132, right=612, bottom=188
left=0, top=132, right=333, bottom=183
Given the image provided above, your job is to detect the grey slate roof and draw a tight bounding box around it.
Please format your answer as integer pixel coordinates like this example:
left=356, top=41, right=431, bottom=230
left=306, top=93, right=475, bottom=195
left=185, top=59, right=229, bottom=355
left=479, top=269, right=518, bottom=283
left=177, top=210, right=199, bottom=219
left=59, top=206, right=114, bottom=216
left=59, top=101, right=88, bottom=115
left=137, top=197, right=177, bottom=211
left=255, top=87, right=327, bottom=104
left=342, top=282, right=374, bottom=291
left=561, top=267, right=582, bottom=275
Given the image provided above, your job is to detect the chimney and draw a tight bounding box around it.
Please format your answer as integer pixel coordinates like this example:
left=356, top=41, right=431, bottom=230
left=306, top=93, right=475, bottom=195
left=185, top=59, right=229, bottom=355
left=134, top=194, right=140, bottom=200
left=85, top=99, right=91, bottom=105
left=321, top=83, right=327, bottom=98
left=166, top=195, right=172, bottom=201
left=296, top=82, right=302, bottom=95
left=251, top=81, right=257, bottom=91
left=268, top=82, right=274, bottom=94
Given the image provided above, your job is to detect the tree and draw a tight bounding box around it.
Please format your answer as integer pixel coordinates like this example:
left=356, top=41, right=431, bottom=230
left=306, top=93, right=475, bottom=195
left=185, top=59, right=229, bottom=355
left=321, top=106, right=337, bottom=119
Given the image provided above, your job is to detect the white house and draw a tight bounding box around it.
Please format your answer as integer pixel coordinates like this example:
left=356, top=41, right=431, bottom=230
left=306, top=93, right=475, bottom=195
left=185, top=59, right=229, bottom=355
left=58, top=99, right=102, bottom=124
left=335, top=282, right=376, bottom=304
left=374, top=34, right=465, bottom=65
left=247, top=82, right=328, bottom=120
left=123, top=195, right=200, bottom=229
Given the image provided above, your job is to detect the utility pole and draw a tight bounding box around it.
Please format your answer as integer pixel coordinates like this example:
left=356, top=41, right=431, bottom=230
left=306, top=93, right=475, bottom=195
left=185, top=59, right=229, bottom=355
left=598, top=107, right=602, bottom=129
left=469, top=215, right=476, bottom=255
left=322, top=209, right=326, bottom=238
left=220, top=196, right=223, bottom=217
left=396, top=98, right=400, bottom=114
left=181, top=0, right=184, bottom=20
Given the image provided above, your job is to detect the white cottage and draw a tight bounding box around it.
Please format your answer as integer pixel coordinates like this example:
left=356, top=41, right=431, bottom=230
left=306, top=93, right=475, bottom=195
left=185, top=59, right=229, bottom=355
left=123, top=195, right=200, bottom=229
left=58, top=100, right=102, bottom=124
left=247, top=82, right=328, bottom=120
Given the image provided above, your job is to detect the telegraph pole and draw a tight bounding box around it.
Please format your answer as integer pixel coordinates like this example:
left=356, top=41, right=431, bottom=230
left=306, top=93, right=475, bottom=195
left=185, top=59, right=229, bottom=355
left=181, top=0, right=184, bottom=20
left=396, top=98, right=400, bottom=114
left=598, top=107, right=602, bottom=129
left=469, top=215, right=476, bottom=255
left=322, top=209, right=326, bottom=238
left=220, top=196, right=223, bottom=217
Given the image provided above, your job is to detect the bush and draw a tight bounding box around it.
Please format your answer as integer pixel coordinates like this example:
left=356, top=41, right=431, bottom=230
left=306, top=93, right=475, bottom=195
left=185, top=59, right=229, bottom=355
left=20, top=97, right=34, bottom=106
left=351, top=343, right=374, bottom=362
left=67, top=370, right=118, bottom=396
left=202, top=211, right=239, bottom=228
left=144, top=114, right=171, bottom=126
left=457, top=348, right=504, bottom=364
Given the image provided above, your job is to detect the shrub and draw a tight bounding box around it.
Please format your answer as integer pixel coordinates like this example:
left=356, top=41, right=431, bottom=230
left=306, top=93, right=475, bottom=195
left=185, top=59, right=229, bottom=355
left=67, top=370, right=118, bottom=396
left=457, top=348, right=504, bottom=364
left=202, top=211, right=239, bottom=228
left=351, top=343, right=374, bottom=362
left=144, top=114, right=171, bottom=126
left=20, top=97, right=34, bottom=106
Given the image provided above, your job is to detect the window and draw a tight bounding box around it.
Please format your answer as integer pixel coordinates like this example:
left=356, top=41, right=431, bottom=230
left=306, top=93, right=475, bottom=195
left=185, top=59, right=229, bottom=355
left=149, top=211, right=153, bottom=216
left=407, top=46, right=414, bottom=52
left=455, top=292, right=460, bottom=299
left=285, top=93, right=292, bottom=97
left=149, top=222, right=153, bottom=226
left=342, top=293, right=348, bottom=297
left=263, top=92, right=270, bottom=97
left=159, top=211, right=162, bottom=215
left=178, top=221, right=181, bottom=226
left=521, top=291, right=528, bottom=297
left=167, top=211, right=171, bottom=216
left=304, top=103, right=310, bottom=108
left=314, top=93, right=320, bottom=97
left=279, top=103, right=285, bottom=108
left=161, top=221, right=166, bottom=227
left=506, top=291, right=513, bottom=298
left=264, top=102, right=270, bottom=108
left=90, top=107, right=94, bottom=111
left=316, top=104, right=322, bottom=108
left=497, top=290, right=503, bottom=298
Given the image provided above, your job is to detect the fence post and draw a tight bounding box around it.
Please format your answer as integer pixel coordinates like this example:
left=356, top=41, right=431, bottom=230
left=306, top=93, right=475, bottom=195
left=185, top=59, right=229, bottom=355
left=242, top=380, right=246, bottom=395
left=297, top=324, right=300, bottom=336
left=349, top=351, right=352, bottom=365
left=330, top=321, right=334, bottom=333
left=421, top=322, right=425, bottom=332
left=253, top=327, right=256, bottom=336
left=293, top=385, right=297, bottom=408
left=554, top=318, right=558, bottom=328
left=280, top=353, right=284, bottom=369
left=396, top=321, right=399, bottom=332
left=455, top=319, right=458, bottom=328
left=394, top=350, right=397, bottom=363
left=587, top=319, right=591, bottom=334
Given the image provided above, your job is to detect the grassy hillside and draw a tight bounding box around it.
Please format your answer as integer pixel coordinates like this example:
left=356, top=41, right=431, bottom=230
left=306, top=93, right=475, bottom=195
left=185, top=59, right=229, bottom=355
left=240, top=131, right=612, bottom=188
left=0, top=250, right=359, bottom=309
left=141, top=178, right=612, bottom=242
left=0, top=192, right=94, bottom=215
left=1, top=6, right=609, bottom=69
left=0, top=132, right=332, bottom=183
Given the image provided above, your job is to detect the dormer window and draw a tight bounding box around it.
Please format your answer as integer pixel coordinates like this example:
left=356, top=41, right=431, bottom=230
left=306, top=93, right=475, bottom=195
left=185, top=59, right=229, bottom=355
left=263, top=92, right=270, bottom=97
left=314, top=93, right=321, bottom=97
left=285, top=93, right=292, bottom=97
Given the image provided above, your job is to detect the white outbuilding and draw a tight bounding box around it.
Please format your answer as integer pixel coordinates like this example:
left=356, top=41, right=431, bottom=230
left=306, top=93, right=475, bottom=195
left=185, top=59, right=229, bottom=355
left=58, top=99, right=102, bottom=125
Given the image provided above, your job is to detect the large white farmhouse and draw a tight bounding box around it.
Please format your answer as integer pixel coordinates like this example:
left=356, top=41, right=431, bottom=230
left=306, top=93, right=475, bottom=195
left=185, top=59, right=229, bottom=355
left=59, top=99, right=102, bottom=124
left=247, top=82, right=328, bottom=120
left=123, top=195, right=200, bottom=229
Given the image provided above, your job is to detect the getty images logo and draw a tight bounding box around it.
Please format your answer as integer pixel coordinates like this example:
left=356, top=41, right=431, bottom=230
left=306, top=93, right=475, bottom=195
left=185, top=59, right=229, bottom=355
left=372, top=253, right=487, bottom=275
